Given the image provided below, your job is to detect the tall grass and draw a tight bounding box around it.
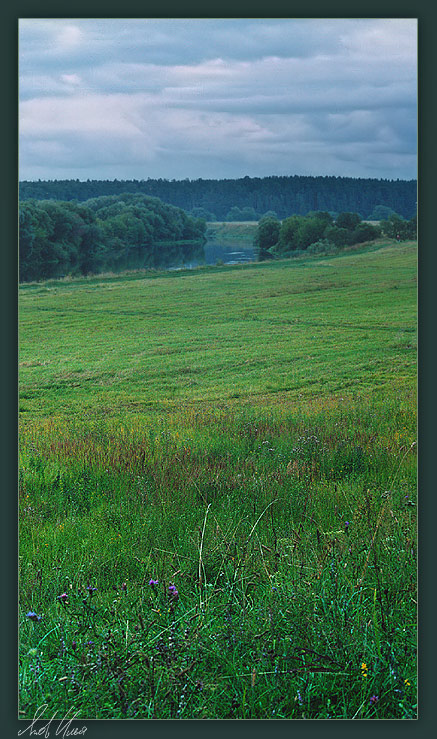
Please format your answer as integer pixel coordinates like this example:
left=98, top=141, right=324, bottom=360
left=19, top=242, right=417, bottom=719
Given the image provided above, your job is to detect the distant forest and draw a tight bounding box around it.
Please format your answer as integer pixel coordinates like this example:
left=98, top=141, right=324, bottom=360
left=19, top=175, right=417, bottom=221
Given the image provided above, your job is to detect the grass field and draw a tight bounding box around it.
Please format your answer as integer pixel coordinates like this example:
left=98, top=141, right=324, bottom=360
left=19, top=240, right=417, bottom=720
left=205, top=221, right=259, bottom=242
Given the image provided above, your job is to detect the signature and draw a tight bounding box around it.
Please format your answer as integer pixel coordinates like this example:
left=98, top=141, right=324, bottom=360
left=18, top=704, right=87, bottom=738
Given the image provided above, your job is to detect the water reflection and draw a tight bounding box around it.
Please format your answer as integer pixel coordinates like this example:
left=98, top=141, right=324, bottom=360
left=170, top=240, right=255, bottom=270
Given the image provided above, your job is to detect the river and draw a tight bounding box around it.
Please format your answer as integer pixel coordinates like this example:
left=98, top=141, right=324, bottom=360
left=169, top=239, right=255, bottom=270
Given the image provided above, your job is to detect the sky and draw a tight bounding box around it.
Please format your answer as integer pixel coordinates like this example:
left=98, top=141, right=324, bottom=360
left=19, top=18, right=418, bottom=182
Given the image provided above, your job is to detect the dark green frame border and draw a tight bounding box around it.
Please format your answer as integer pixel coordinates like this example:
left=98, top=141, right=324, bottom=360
left=4, top=3, right=435, bottom=738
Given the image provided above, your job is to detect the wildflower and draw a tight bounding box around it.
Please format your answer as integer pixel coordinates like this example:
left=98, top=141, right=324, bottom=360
left=26, top=611, right=42, bottom=622
left=369, top=695, right=379, bottom=706
left=57, top=593, right=69, bottom=604
left=404, top=679, right=411, bottom=687
left=295, top=690, right=303, bottom=706
left=121, top=582, right=127, bottom=592
left=168, top=584, right=179, bottom=599
left=86, top=585, right=97, bottom=596
left=361, top=662, right=368, bottom=677
left=149, top=579, right=159, bottom=587
left=345, top=520, right=350, bottom=532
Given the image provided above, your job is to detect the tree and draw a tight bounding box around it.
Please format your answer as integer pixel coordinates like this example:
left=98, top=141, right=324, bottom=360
left=254, top=216, right=280, bottom=260
left=335, top=212, right=361, bottom=230
left=367, top=204, right=397, bottom=221
left=260, top=210, right=278, bottom=220
left=324, top=225, right=351, bottom=247
left=296, top=217, right=327, bottom=249
left=351, top=222, right=381, bottom=244
left=190, top=206, right=216, bottom=221
left=306, top=211, right=333, bottom=226
left=19, top=193, right=207, bottom=282
left=20, top=176, right=418, bottom=222
left=380, top=213, right=416, bottom=241
left=225, top=205, right=258, bottom=221
left=275, top=215, right=303, bottom=254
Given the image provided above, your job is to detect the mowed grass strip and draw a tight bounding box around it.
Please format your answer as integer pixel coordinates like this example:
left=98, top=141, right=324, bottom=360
left=19, top=241, right=416, bottom=421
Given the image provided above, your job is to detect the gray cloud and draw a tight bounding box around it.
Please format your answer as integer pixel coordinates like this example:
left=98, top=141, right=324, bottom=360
left=19, top=18, right=417, bottom=181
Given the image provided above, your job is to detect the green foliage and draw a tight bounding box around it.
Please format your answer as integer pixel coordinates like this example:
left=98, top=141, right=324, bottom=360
left=324, top=225, right=352, bottom=247
left=19, top=175, right=418, bottom=221
left=271, top=211, right=380, bottom=258
left=335, top=212, right=362, bottom=231
left=367, top=204, right=398, bottom=221
left=19, top=194, right=206, bottom=282
left=190, top=206, right=217, bottom=221
left=380, top=214, right=417, bottom=241
left=275, top=215, right=303, bottom=253
left=226, top=205, right=259, bottom=222
left=352, top=222, right=381, bottom=244
left=254, top=215, right=280, bottom=260
left=306, top=210, right=334, bottom=226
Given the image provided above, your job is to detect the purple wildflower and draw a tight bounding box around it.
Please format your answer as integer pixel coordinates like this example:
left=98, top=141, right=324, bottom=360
left=86, top=585, right=97, bottom=596
left=149, top=579, right=159, bottom=587
left=369, top=695, right=379, bottom=706
left=345, top=520, right=350, bottom=531
left=57, top=593, right=69, bottom=604
left=26, top=611, right=42, bottom=622
left=168, top=584, right=179, bottom=599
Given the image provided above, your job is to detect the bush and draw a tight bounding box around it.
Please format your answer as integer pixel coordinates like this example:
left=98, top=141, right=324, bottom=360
left=380, top=214, right=416, bottom=241
left=335, top=212, right=361, bottom=230
left=351, top=223, right=381, bottom=244
left=324, top=225, right=352, bottom=247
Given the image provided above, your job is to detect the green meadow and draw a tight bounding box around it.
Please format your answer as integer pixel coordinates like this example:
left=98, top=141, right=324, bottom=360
left=19, top=240, right=417, bottom=720
left=205, top=220, right=258, bottom=242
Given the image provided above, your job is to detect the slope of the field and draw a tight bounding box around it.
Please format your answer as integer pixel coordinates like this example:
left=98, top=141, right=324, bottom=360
left=19, top=241, right=416, bottom=424
left=18, top=240, right=417, bottom=720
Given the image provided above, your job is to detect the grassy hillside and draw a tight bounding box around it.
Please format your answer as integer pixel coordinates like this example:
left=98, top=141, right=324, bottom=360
left=19, top=241, right=417, bottom=719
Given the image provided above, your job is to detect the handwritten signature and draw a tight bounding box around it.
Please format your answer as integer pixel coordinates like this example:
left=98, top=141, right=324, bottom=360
left=18, top=704, right=87, bottom=738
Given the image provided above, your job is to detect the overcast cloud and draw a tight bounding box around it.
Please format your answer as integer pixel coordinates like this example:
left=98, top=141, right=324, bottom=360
left=19, top=18, right=417, bottom=181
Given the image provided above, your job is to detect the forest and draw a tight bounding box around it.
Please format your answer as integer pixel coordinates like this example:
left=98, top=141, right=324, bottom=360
left=19, top=174, right=417, bottom=221
left=19, top=193, right=206, bottom=282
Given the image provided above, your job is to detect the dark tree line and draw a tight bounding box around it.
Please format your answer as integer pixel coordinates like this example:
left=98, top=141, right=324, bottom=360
left=19, top=174, right=417, bottom=222
left=254, top=210, right=417, bottom=261
left=19, top=193, right=206, bottom=282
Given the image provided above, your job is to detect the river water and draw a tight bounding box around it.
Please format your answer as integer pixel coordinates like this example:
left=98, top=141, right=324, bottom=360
left=169, top=239, right=255, bottom=270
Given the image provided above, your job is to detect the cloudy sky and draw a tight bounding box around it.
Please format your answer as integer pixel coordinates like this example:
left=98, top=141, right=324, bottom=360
left=19, top=18, right=417, bottom=182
